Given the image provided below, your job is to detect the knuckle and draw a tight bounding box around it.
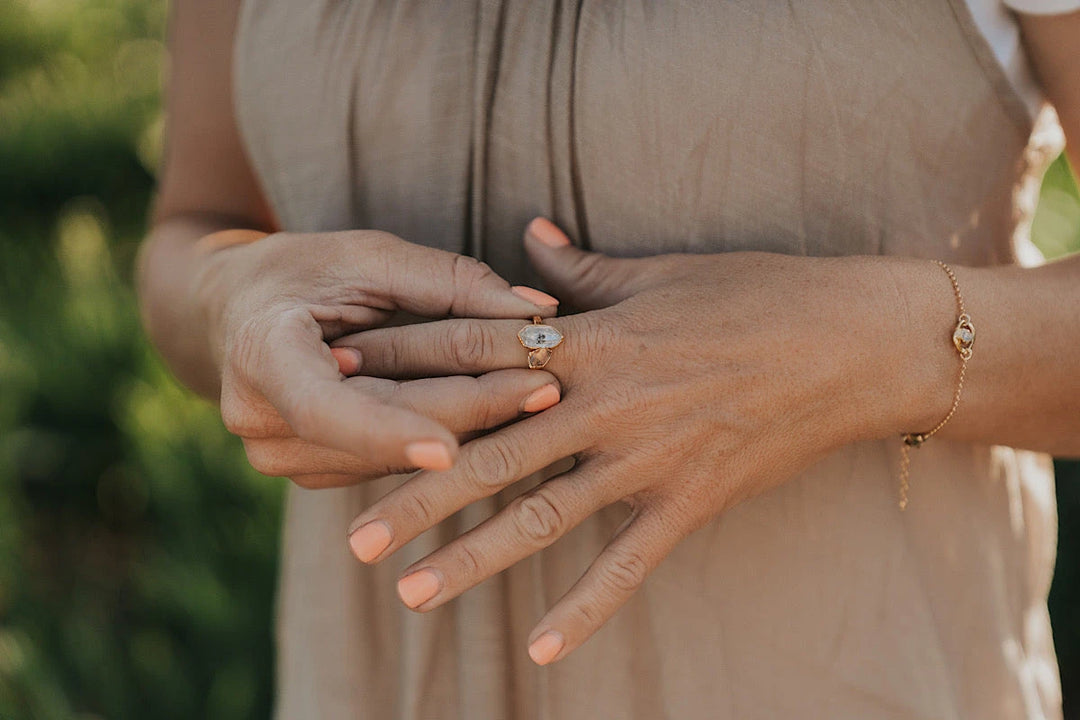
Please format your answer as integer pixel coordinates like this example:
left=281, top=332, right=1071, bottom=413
left=452, top=254, right=493, bottom=286
left=566, top=312, right=620, bottom=367
left=462, top=438, right=525, bottom=490
left=459, top=383, right=494, bottom=430
left=599, top=549, right=651, bottom=595
left=466, top=376, right=506, bottom=428
left=513, top=492, right=566, bottom=545
left=452, top=541, right=484, bottom=578
left=568, top=599, right=607, bottom=630
left=449, top=321, right=495, bottom=368
left=449, top=255, right=500, bottom=315
left=398, top=490, right=438, bottom=528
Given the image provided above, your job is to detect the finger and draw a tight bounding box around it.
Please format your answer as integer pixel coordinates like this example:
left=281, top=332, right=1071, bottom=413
left=330, top=347, right=362, bottom=376
left=523, top=217, right=650, bottom=311
left=247, top=307, right=459, bottom=471
left=240, top=371, right=562, bottom=477
left=242, top=437, right=390, bottom=480
left=333, top=319, right=522, bottom=378
left=334, top=313, right=589, bottom=380
left=387, top=460, right=627, bottom=611
left=377, top=370, right=562, bottom=432
left=344, top=402, right=598, bottom=564
left=344, top=232, right=560, bottom=319
left=525, top=507, right=684, bottom=665
left=284, top=473, right=374, bottom=490
left=310, top=304, right=395, bottom=339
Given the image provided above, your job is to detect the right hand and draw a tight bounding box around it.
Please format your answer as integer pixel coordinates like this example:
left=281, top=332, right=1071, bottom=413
left=194, top=228, right=563, bottom=488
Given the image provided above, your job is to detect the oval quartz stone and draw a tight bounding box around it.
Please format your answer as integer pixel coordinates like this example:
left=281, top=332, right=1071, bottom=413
left=519, top=324, right=563, bottom=349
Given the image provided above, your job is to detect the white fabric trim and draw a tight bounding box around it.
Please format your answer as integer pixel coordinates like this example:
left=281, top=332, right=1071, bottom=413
left=966, top=0, right=1080, bottom=117
left=1004, top=0, right=1080, bottom=14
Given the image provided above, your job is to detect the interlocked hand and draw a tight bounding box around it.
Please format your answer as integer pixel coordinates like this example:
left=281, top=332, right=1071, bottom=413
left=338, top=218, right=894, bottom=664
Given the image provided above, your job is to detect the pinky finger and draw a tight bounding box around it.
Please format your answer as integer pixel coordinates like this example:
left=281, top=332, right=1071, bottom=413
left=525, top=508, right=683, bottom=666
left=287, top=472, right=368, bottom=490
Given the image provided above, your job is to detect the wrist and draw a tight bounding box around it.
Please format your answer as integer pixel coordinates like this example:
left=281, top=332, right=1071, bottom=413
left=853, top=256, right=972, bottom=442
left=190, top=229, right=271, bottom=371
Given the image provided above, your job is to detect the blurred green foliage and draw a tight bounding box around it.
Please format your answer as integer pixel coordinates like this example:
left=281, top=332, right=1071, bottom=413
left=0, top=1, right=280, bottom=718
left=0, top=1, right=1078, bottom=719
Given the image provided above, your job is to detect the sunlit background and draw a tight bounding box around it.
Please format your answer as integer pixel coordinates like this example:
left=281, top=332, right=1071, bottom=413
left=1, top=2, right=1079, bottom=718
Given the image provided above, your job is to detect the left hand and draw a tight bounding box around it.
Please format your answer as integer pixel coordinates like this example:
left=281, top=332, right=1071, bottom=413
left=335, top=217, right=929, bottom=665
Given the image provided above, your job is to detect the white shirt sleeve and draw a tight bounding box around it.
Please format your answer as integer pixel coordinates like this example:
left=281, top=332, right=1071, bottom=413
left=966, top=0, right=1080, bottom=118
left=1003, top=0, right=1080, bottom=14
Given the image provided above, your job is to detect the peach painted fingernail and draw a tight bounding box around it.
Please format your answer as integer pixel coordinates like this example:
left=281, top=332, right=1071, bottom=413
left=512, top=285, right=559, bottom=307
left=528, top=630, right=565, bottom=665
left=522, top=384, right=561, bottom=413
left=527, top=217, right=571, bottom=248
left=405, top=441, right=453, bottom=470
left=348, top=520, right=392, bottom=563
left=330, top=347, right=361, bottom=375
left=397, top=569, right=442, bottom=608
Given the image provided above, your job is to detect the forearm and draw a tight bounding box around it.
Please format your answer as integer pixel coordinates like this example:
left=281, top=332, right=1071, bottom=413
left=878, top=252, right=1080, bottom=457
left=135, top=213, right=266, bottom=400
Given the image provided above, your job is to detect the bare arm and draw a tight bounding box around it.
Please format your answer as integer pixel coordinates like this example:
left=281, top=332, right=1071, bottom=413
left=1020, top=10, right=1080, bottom=173
left=908, top=9, right=1080, bottom=457
left=135, top=0, right=564, bottom=480
left=137, top=0, right=276, bottom=398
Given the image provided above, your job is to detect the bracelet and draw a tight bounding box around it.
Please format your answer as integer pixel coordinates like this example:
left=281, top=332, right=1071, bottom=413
left=897, top=260, right=975, bottom=510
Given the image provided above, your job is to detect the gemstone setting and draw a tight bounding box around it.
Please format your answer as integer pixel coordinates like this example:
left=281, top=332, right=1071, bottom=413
left=518, top=324, right=563, bottom=349
left=952, top=314, right=975, bottom=360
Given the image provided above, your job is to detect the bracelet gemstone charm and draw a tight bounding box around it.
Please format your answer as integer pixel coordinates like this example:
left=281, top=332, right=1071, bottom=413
left=897, top=260, right=973, bottom=510
left=519, top=316, right=564, bottom=369
left=953, top=314, right=975, bottom=359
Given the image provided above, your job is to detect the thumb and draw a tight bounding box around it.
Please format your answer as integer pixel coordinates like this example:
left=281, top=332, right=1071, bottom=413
left=523, top=217, right=646, bottom=311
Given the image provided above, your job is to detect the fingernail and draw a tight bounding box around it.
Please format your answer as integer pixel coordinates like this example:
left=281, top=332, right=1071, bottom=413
left=522, top=384, right=561, bottom=413
left=405, top=441, right=453, bottom=471
left=348, top=520, right=392, bottom=563
left=511, top=285, right=559, bottom=307
left=397, top=569, right=442, bottom=608
left=528, top=630, right=565, bottom=665
left=527, top=217, right=571, bottom=248
left=330, top=346, right=361, bottom=375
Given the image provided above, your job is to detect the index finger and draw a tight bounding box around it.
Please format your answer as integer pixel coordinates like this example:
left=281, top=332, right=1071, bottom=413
left=247, top=308, right=460, bottom=470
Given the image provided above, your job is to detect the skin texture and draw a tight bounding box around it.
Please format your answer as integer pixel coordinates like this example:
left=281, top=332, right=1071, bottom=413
left=140, top=1, right=1080, bottom=667
left=138, top=0, right=563, bottom=481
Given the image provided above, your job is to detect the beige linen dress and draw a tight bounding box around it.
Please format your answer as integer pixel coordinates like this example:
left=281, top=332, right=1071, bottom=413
left=232, top=1, right=1063, bottom=717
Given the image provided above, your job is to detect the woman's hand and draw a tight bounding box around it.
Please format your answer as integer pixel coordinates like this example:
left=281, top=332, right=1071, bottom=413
left=192, top=228, right=563, bottom=487
left=336, top=218, right=947, bottom=664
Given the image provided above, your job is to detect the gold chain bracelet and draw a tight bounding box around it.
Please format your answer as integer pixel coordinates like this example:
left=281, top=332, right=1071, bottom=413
left=897, top=260, right=974, bottom=510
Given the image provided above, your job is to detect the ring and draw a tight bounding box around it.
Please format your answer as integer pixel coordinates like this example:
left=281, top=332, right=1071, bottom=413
left=518, top=315, right=564, bottom=369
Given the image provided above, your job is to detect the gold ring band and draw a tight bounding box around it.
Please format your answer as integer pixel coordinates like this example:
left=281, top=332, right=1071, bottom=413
left=518, top=315, right=564, bottom=369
